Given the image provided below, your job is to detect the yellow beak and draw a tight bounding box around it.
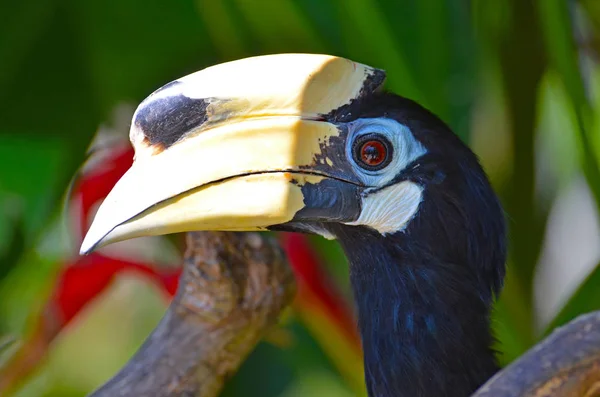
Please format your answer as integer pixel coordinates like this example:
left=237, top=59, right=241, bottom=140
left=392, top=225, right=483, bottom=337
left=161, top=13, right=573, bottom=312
left=80, top=54, right=385, bottom=254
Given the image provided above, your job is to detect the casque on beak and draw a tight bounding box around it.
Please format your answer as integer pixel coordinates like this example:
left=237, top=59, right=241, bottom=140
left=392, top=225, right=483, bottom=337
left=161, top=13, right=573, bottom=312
left=80, top=54, right=385, bottom=255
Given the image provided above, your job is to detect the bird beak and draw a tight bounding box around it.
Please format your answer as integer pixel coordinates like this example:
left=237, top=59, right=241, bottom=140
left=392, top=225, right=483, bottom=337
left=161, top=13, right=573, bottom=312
left=80, top=54, right=385, bottom=255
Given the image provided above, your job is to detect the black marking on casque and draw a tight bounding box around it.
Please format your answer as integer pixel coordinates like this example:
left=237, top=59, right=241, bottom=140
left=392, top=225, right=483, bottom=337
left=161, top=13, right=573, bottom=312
left=134, top=94, right=213, bottom=149
left=322, top=68, right=386, bottom=122
left=360, top=69, right=387, bottom=97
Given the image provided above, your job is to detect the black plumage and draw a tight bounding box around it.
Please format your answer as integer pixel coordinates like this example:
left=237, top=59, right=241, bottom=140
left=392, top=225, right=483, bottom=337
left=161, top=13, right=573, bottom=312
left=289, top=93, right=507, bottom=397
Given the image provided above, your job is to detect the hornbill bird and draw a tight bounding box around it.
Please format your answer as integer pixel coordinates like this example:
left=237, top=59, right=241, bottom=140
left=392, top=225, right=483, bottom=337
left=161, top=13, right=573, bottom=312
left=81, top=54, right=506, bottom=397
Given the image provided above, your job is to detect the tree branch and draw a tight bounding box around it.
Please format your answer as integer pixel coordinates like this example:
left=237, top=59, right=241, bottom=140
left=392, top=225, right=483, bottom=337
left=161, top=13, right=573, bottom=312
left=88, top=231, right=296, bottom=397
left=85, top=230, right=600, bottom=397
left=473, top=311, right=600, bottom=397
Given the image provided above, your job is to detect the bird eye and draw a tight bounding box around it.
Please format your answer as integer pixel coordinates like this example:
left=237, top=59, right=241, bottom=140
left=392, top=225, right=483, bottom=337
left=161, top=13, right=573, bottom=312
left=352, top=133, right=393, bottom=171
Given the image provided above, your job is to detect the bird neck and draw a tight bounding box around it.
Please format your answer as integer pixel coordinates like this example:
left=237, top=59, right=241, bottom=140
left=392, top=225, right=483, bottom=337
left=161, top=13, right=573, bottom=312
left=334, top=227, right=499, bottom=397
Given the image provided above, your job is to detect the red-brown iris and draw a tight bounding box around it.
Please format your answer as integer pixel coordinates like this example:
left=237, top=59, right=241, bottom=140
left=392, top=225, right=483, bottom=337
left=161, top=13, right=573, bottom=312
left=352, top=133, right=393, bottom=171
left=360, top=140, right=387, bottom=167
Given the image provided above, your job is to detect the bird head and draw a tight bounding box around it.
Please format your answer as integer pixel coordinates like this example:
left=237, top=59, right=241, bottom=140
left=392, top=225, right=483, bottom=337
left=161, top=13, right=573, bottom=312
left=80, top=52, right=506, bottom=310
left=81, top=54, right=507, bottom=397
left=82, top=54, right=500, bottom=256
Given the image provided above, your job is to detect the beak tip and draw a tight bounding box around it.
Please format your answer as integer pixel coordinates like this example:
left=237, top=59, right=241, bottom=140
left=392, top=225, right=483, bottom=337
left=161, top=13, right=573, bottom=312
left=79, top=241, right=95, bottom=256
left=79, top=232, right=103, bottom=256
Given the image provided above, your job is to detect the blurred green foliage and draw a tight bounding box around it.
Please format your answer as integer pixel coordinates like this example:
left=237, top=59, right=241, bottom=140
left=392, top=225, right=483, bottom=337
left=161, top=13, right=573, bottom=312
left=1, top=0, right=600, bottom=396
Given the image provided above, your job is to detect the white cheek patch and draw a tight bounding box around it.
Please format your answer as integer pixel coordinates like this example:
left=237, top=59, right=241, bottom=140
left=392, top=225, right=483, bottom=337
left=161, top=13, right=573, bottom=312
left=344, top=181, right=423, bottom=234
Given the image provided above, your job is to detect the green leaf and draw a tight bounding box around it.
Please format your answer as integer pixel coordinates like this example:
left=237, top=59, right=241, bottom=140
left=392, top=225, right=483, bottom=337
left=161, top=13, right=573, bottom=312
left=221, top=319, right=350, bottom=397
left=325, top=0, right=423, bottom=105
left=68, top=0, right=218, bottom=109
left=0, top=0, right=56, bottom=100
left=537, top=0, right=600, bottom=339
left=0, top=0, right=221, bottom=286
left=544, top=262, right=600, bottom=335
left=537, top=0, right=600, bottom=212
left=377, top=0, right=475, bottom=138
left=493, top=266, right=537, bottom=365
left=0, top=335, right=16, bottom=358
left=0, top=5, right=106, bottom=273
left=232, top=0, right=327, bottom=54
left=483, top=0, right=547, bottom=347
left=196, top=0, right=252, bottom=60
left=0, top=136, right=69, bottom=279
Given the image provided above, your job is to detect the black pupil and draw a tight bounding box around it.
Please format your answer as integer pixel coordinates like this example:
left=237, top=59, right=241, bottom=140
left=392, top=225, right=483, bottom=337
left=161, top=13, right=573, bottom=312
left=353, top=134, right=392, bottom=170
left=363, top=144, right=381, bottom=162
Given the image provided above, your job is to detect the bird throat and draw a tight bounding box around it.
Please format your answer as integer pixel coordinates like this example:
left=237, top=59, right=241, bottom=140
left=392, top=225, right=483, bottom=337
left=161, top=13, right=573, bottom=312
left=332, top=225, right=499, bottom=397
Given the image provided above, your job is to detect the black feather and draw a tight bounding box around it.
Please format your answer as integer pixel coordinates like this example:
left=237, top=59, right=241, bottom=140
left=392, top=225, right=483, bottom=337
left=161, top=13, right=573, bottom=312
left=325, top=92, right=507, bottom=397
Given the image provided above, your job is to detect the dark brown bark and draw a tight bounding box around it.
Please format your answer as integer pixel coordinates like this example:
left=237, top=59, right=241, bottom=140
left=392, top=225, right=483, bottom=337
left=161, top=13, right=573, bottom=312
left=473, top=311, right=600, bottom=397
left=88, top=231, right=295, bottom=397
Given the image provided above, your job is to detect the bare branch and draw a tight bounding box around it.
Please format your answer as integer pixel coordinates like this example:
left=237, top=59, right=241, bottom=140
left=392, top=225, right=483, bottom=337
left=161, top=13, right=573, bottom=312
left=89, top=231, right=296, bottom=397
left=473, top=311, right=600, bottom=397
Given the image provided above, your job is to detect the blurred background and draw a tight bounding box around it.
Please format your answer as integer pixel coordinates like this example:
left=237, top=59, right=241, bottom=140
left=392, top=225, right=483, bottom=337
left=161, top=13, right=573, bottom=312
left=1, top=0, right=600, bottom=396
